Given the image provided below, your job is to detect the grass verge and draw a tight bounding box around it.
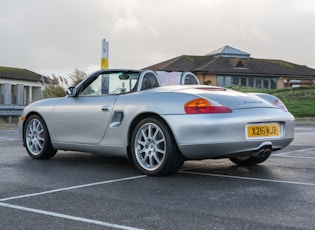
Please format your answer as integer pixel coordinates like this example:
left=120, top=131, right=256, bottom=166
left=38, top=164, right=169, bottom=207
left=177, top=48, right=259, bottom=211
left=230, top=86, right=315, bottom=117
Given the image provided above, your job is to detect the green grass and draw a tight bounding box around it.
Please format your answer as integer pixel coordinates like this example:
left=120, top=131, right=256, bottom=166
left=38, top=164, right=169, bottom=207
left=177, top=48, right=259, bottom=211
left=230, top=86, right=315, bottom=117
left=282, top=100, right=315, bottom=117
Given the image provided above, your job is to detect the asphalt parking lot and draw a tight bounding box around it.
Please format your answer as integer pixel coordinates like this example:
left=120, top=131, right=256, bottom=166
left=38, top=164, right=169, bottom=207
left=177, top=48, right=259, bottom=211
left=0, top=125, right=314, bottom=230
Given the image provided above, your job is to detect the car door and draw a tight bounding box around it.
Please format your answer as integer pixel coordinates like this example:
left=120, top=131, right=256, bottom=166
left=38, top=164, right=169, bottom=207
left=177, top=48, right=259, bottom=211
left=53, top=95, right=117, bottom=144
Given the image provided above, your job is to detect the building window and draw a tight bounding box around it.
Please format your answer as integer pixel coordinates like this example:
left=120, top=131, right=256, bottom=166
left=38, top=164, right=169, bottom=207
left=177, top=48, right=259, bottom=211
left=264, top=79, right=269, bottom=88
left=240, top=77, right=246, bottom=86
left=217, top=76, right=224, bottom=87
left=232, top=77, right=240, bottom=85
left=255, top=78, right=262, bottom=88
left=248, top=78, right=254, bottom=87
left=216, top=76, right=277, bottom=89
left=217, top=76, right=232, bottom=87
left=271, top=78, right=276, bottom=89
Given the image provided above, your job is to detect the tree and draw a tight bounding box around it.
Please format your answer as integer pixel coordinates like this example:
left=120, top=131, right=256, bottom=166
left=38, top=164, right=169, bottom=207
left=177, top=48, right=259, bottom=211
left=41, top=69, right=87, bottom=99
left=42, top=74, right=66, bottom=98
left=204, top=80, right=212, bottom=85
left=68, top=69, right=88, bottom=86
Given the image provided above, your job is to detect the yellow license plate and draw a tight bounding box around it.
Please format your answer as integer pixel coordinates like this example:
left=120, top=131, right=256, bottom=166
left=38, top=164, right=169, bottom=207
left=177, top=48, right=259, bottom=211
left=247, top=123, right=281, bottom=139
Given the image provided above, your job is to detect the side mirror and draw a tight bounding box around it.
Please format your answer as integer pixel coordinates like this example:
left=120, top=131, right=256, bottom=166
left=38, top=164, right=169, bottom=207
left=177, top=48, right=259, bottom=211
left=66, top=86, right=77, bottom=97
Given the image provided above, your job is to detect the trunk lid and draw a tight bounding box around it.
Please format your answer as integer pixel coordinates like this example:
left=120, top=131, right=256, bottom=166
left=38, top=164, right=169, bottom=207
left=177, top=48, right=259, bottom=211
left=175, top=87, right=274, bottom=110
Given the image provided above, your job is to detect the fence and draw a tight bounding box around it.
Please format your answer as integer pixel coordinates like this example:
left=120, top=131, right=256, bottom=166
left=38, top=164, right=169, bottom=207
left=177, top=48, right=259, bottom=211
left=0, top=105, right=25, bottom=123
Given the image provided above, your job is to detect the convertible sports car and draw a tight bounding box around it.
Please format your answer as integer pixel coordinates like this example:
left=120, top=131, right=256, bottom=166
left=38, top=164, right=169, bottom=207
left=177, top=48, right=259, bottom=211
left=19, top=69, right=295, bottom=176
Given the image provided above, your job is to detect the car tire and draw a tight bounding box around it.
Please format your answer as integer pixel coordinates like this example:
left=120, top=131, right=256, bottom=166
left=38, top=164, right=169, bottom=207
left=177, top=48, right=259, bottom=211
left=229, top=147, right=272, bottom=166
left=24, top=115, right=57, bottom=159
left=131, top=117, right=184, bottom=176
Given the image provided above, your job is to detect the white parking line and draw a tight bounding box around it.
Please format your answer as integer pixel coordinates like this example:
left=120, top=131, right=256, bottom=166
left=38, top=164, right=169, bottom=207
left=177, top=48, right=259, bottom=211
left=0, top=202, right=143, bottom=230
left=180, top=171, right=315, bottom=186
left=0, top=175, right=146, bottom=229
left=272, top=155, right=315, bottom=159
left=272, top=147, right=315, bottom=156
left=0, top=175, right=146, bottom=202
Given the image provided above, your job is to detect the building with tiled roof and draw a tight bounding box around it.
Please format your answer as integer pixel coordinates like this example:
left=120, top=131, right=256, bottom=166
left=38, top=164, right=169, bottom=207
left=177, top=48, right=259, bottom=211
left=145, top=46, right=315, bottom=89
left=0, top=66, right=45, bottom=105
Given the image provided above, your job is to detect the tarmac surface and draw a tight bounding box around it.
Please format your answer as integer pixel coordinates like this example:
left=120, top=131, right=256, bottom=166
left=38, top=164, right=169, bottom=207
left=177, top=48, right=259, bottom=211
left=0, top=124, right=314, bottom=229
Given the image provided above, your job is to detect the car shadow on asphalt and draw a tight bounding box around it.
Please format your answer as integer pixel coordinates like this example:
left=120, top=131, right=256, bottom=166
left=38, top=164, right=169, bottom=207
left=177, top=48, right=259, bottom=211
left=180, top=159, right=275, bottom=179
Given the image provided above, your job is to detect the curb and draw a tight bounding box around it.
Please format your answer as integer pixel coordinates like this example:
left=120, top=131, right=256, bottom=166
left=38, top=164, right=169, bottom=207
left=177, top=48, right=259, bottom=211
left=295, top=117, right=315, bottom=126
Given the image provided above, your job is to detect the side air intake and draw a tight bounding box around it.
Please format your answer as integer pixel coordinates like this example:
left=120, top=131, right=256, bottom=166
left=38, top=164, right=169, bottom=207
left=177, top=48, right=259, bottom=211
left=110, top=112, right=124, bottom=127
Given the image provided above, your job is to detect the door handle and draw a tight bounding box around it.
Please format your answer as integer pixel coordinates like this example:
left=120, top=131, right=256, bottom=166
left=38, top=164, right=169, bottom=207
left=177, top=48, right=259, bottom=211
left=102, top=105, right=112, bottom=112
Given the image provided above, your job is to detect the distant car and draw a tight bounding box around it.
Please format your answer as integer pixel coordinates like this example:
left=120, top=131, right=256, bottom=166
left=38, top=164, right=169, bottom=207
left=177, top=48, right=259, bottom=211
left=19, top=69, right=295, bottom=176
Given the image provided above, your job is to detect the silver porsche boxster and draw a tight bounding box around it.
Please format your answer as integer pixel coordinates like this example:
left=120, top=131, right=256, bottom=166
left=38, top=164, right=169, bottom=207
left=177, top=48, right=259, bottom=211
left=19, top=69, right=295, bottom=176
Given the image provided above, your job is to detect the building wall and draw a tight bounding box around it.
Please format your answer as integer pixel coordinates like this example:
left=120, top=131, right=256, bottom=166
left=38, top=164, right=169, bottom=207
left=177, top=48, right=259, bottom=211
left=195, top=74, right=217, bottom=85
left=277, top=77, right=285, bottom=89
left=0, top=79, right=44, bottom=105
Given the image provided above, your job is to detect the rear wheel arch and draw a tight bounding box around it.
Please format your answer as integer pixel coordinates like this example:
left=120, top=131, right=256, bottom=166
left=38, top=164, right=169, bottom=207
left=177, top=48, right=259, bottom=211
left=127, top=113, right=160, bottom=160
left=127, top=113, right=179, bottom=154
left=127, top=113, right=184, bottom=175
left=128, top=113, right=180, bottom=142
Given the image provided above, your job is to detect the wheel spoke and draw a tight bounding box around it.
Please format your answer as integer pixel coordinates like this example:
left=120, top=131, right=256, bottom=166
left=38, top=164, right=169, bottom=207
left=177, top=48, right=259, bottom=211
left=37, top=136, right=44, bottom=141
left=138, top=148, right=146, bottom=155
left=137, top=139, right=146, bottom=147
left=143, top=153, right=149, bottom=163
left=148, top=155, right=154, bottom=167
left=141, top=129, right=149, bottom=141
left=155, top=138, right=164, bottom=145
left=34, top=142, right=40, bottom=152
left=29, top=123, right=34, bottom=134
left=36, top=122, right=41, bottom=131
left=155, top=147, right=165, bottom=155
left=152, top=153, right=161, bottom=164
left=32, top=120, right=37, bottom=132
left=26, top=118, right=46, bottom=155
left=148, top=125, right=153, bottom=139
left=36, top=141, right=43, bottom=151
left=152, top=128, right=159, bottom=140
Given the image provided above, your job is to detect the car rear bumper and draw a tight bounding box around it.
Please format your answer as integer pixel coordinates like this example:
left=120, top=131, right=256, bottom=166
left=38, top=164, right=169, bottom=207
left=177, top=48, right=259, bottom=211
left=177, top=137, right=294, bottom=159
left=162, top=108, right=295, bottom=160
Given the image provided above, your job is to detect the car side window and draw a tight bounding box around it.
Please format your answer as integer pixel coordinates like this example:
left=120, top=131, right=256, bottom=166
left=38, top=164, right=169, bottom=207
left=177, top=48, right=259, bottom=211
left=181, top=73, right=199, bottom=85
left=80, top=74, right=104, bottom=96
left=80, top=72, right=139, bottom=96
left=141, top=72, right=160, bottom=90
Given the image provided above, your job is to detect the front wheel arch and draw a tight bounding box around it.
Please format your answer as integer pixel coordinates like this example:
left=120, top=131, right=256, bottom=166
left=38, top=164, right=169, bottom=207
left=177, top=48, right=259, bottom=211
left=22, top=112, right=42, bottom=146
left=23, top=113, right=57, bottom=159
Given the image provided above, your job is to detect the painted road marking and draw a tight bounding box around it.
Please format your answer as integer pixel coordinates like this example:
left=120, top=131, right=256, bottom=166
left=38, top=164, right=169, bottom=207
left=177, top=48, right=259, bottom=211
left=0, top=202, right=143, bottom=230
left=272, top=147, right=315, bottom=156
left=0, top=175, right=146, bottom=202
left=272, top=155, right=315, bottom=159
left=0, top=175, right=146, bottom=230
left=180, top=171, right=315, bottom=187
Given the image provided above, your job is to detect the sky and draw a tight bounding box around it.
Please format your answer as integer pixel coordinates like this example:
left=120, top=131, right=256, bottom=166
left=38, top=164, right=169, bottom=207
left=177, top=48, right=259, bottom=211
left=1, top=0, right=315, bottom=77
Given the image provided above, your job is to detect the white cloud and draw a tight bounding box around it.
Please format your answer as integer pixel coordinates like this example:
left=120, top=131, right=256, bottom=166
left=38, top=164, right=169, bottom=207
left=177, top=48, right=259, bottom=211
left=0, top=0, right=314, bottom=76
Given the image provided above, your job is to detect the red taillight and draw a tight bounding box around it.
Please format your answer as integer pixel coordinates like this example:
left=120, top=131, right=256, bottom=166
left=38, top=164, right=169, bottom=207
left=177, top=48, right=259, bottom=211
left=184, top=98, right=232, bottom=114
left=273, top=99, right=288, bottom=112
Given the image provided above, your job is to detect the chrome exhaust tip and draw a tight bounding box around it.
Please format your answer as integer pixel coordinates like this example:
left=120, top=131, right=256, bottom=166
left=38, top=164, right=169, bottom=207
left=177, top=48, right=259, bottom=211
left=251, top=146, right=272, bottom=157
